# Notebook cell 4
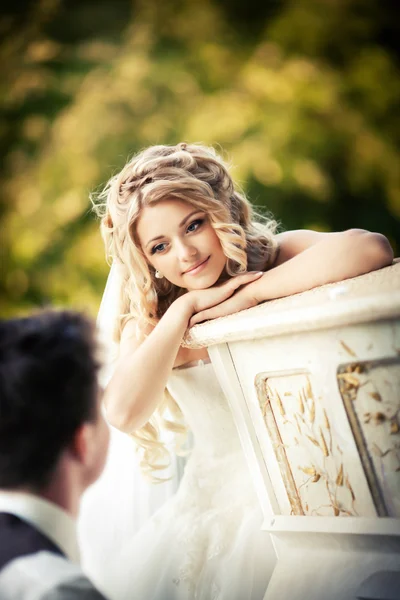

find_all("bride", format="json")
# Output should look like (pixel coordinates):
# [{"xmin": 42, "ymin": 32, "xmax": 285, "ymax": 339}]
[{"xmin": 79, "ymin": 142, "xmax": 393, "ymax": 600}]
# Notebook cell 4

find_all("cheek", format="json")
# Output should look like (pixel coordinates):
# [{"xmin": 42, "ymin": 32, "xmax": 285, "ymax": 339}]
[
  {"xmin": 205, "ymin": 227, "xmax": 222, "ymax": 251},
  {"xmin": 145, "ymin": 252, "xmax": 165, "ymax": 272},
  {"xmin": 150, "ymin": 256, "xmax": 173, "ymax": 274},
  {"xmin": 149, "ymin": 255, "xmax": 181, "ymax": 284},
  {"xmin": 146, "ymin": 256, "xmax": 157, "ymax": 270},
  {"xmin": 211, "ymin": 233, "xmax": 225, "ymax": 259}
]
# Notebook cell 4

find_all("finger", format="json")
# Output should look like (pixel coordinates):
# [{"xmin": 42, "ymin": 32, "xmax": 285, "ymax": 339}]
[
  {"xmin": 200, "ymin": 274, "xmax": 261, "ymax": 312},
  {"xmin": 194, "ymin": 272, "xmax": 263, "ymax": 314},
  {"xmin": 190, "ymin": 306, "xmax": 220, "ymax": 326},
  {"xmin": 190, "ymin": 310, "xmax": 213, "ymax": 327},
  {"xmin": 229, "ymin": 271, "xmax": 263, "ymax": 290},
  {"xmin": 189, "ymin": 314, "xmax": 203, "ymax": 327},
  {"xmin": 214, "ymin": 271, "xmax": 261, "ymax": 292},
  {"xmin": 190, "ymin": 296, "xmax": 240, "ymax": 326},
  {"xmin": 234, "ymin": 270, "xmax": 263, "ymax": 281}
]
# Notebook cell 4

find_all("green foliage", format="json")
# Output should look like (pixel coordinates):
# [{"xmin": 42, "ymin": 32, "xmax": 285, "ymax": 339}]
[{"xmin": 1, "ymin": 0, "xmax": 399, "ymax": 316}]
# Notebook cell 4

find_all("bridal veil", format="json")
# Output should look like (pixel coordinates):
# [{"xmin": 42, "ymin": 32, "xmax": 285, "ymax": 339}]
[{"xmin": 77, "ymin": 264, "xmax": 185, "ymax": 582}]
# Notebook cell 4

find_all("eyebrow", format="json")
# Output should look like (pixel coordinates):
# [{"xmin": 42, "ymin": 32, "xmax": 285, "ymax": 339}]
[{"xmin": 145, "ymin": 210, "xmax": 204, "ymax": 248}]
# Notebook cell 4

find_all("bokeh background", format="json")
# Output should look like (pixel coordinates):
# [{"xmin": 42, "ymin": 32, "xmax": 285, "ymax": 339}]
[{"xmin": 1, "ymin": 0, "xmax": 399, "ymax": 317}]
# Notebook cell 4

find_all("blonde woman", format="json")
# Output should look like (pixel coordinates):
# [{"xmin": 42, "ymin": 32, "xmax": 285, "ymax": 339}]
[{"xmin": 88, "ymin": 142, "xmax": 393, "ymax": 600}]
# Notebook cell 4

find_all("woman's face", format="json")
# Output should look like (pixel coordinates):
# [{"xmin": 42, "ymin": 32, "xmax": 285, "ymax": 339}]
[{"xmin": 136, "ymin": 199, "xmax": 227, "ymax": 291}]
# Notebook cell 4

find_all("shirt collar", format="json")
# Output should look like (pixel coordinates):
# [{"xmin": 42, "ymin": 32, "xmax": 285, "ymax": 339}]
[{"xmin": 0, "ymin": 491, "xmax": 80, "ymax": 563}]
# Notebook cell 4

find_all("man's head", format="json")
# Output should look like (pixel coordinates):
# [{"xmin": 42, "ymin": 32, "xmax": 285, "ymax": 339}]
[{"xmin": 0, "ymin": 310, "xmax": 109, "ymax": 498}]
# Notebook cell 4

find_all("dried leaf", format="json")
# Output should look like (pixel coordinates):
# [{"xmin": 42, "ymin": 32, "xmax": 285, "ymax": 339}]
[
  {"xmin": 294, "ymin": 414, "xmax": 302, "ymax": 435},
  {"xmin": 337, "ymin": 373, "xmax": 360, "ymax": 388},
  {"xmin": 390, "ymin": 421, "xmax": 399, "ymax": 435},
  {"xmin": 306, "ymin": 435, "xmax": 320, "ymax": 448},
  {"xmin": 309, "ymin": 398, "xmax": 315, "ymax": 424},
  {"xmin": 333, "ymin": 506, "xmax": 340, "ymax": 516},
  {"xmin": 319, "ymin": 427, "xmax": 329, "ymax": 456},
  {"xmin": 297, "ymin": 412, "xmax": 306, "ymax": 425},
  {"xmin": 299, "ymin": 466, "xmax": 316, "ymax": 476},
  {"xmin": 369, "ymin": 392, "xmax": 382, "ymax": 402},
  {"xmin": 298, "ymin": 391, "xmax": 305, "ymax": 415},
  {"xmin": 336, "ymin": 464, "xmax": 344, "ymax": 486},
  {"xmin": 312, "ymin": 474, "xmax": 321, "ymax": 483},
  {"xmin": 323, "ymin": 408, "xmax": 330, "ymax": 430},
  {"xmin": 275, "ymin": 389, "xmax": 286, "ymax": 416},
  {"xmin": 345, "ymin": 476, "xmax": 356, "ymax": 501},
  {"xmin": 340, "ymin": 341, "xmax": 357, "ymax": 357},
  {"xmin": 305, "ymin": 376, "xmax": 313, "ymax": 399}
]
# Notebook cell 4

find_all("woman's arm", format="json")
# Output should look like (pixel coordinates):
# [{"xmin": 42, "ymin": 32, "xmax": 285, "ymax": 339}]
[
  {"xmin": 273, "ymin": 228, "xmax": 393, "ymax": 269},
  {"xmin": 252, "ymin": 228, "xmax": 394, "ymax": 300},
  {"xmin": 104, "ymin": 299, "xmax": 191, "ymax": 433},
  {"xmin": 189, "ymin": 229, "xmax": 394, "ymax": 326},
  {"xmin": 104, "ymin": 272, "xmax": 263, "ymax": 433}
]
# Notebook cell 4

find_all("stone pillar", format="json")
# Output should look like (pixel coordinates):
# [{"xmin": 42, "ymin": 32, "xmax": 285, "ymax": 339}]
[{"xmin": 184, "ymin": 263, "xmax": 400, "ymax": 600}]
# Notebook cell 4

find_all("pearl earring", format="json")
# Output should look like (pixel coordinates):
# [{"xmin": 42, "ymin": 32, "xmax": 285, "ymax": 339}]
[{"xmin": 155, "ymin": 270, "xmax": 163, "ymax": 279}]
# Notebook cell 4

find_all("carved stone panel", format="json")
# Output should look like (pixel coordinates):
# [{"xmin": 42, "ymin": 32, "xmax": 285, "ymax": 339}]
[
  {"xmin": 338, "ymin": 358, "xmax": 400, "ymax": 517},
  {"xmin": 255, "ymin": 372, "xmax": 376, "ymax": 518}
]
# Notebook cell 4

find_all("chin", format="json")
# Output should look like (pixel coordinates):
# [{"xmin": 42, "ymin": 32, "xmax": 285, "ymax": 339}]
[{"xmin": 184, "ymin": 272, "xmax": 221, "ymax": 291}]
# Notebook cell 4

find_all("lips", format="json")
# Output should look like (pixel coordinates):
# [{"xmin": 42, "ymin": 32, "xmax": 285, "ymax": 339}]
[{"xmin": 183, "ymin": 256, "xmax": 210, "ymax": 275}]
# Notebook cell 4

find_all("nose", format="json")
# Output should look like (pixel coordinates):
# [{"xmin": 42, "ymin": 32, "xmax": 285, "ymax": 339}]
[{"xmin": 176, "ymin": 238, "xmax": 198, "ymax": 262}]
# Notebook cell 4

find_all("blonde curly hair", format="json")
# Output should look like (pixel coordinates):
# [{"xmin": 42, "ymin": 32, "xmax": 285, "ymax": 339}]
[{"xmin": 93, "ymin": 142, "xmax": 278, "ymax": 479}]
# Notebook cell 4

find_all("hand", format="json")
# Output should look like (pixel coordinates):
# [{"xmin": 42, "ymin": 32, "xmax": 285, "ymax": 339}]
[
  {"xmin": 188, "ymin": 272, "xmax": 263, "ymax": 327},
  {"xmin": 180, "ymin": 271, "xmax": 263, "ymax": 323}
]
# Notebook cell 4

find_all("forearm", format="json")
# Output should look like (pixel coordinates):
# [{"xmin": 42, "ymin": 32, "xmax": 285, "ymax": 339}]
[
  {"xmin": 104, "ymin": 298, "xmax": 191, "ymax": 433},
  {"xmin": 251, "ymin": 230, "xmax": 393, "ymax": 302}
]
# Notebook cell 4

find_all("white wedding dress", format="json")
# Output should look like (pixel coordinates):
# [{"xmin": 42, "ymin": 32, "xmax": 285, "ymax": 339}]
[{"xmin": 79, "ymin": 358, "xmax": 277, "ymax": 600}]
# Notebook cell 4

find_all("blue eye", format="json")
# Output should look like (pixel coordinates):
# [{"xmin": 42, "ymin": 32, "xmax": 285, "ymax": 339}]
[
  {"xmin": 151, "ymin": 242, "xmax": 167, "ymax": 254},
  {"xmin": 187, "ymin": 219, "xmax": 204, "ymax": 233}
]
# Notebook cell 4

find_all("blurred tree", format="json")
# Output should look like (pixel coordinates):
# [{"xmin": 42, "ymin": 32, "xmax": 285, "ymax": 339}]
[{"xmin": 0, "ymin": 0, "xmax": 399, "ymax": 316}]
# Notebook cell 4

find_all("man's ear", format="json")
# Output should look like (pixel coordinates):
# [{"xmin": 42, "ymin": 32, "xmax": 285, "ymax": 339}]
[{"xmin": 69, "ymin": 422, "xmax": 95, "ymax": 467}]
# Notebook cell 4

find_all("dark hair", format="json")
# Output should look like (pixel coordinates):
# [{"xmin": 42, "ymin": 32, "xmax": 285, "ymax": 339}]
[{"xmin": 0, "ymin": 309, "xmax": 101, "ymax": 490}]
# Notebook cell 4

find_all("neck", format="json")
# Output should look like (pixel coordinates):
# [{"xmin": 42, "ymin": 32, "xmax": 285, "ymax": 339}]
[
  {"xmin": 22, "ymin": 460, "xmax": 83, "ymax": 519},
  {"xmin": 40, "ymin": 476, "xmax": 80, "ymax": 519}
]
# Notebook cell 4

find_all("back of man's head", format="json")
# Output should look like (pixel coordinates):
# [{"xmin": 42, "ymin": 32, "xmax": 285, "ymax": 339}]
[{"xmin": 0, "ymin": 310, "xmax": 101, "ymax": 491}]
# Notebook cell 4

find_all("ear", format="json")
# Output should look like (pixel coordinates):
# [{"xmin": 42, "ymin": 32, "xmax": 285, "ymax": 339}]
[{"xmin": 70, "ymin": 422, "xmax": 96, "ymax": 467}]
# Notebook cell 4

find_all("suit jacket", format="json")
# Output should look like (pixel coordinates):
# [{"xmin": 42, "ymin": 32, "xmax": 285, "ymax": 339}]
[{"xmin": 0, "ymin": 512, "xmax": 108, "ymax": 600}]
